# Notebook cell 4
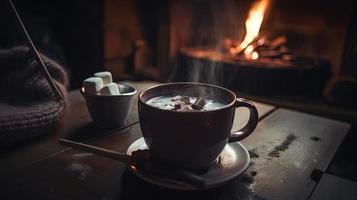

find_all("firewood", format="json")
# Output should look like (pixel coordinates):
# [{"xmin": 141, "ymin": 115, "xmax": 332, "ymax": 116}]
[
  {"xmin": 259, "ymin": 50, "xmax": 283, "ymax": 58},
  {"xmin": 269, "ymin": 36, "xmax": 287, "ymax": 50}
]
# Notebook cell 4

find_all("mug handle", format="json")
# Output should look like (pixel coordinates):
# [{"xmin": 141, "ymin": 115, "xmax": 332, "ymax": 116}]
[{"xmin": 228, "ymin": 98, "xmax": 259, "ymax": 143}]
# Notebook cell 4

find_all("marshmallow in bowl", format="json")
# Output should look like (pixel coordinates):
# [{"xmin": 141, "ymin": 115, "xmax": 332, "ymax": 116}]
[
  {"xmin": 94, "ymin": 71, "xmax": 113, "ymax": 85},
  {"xmin": 100, "ymin": 83, "xmax": 120, "ymax": 95},
  {"xmin": 83, "ymin": 77, "xmax": 103, "ymax": 95}
]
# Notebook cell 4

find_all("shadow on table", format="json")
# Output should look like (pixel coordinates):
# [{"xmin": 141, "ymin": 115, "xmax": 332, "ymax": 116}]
[
  {"xmin": 120, "ymin": 169, "xmax": 267, "ymax": 200},
  {"xmin": 63, "ymin": 121, "xmax": 138, "ymax": 143}
]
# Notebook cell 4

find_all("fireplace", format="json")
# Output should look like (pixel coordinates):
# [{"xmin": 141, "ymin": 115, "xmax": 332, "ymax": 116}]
[
  {"xmin": 105, "ymin": 0, "xmax": 356, "ymax": 110},
  {"xmin": 168, "ymin": 0, "xmax": 351, "ymax": 96}
]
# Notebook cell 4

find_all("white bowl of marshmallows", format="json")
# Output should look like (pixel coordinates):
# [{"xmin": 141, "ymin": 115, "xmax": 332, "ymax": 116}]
[{"xmin": 81, "ymin": 71, "xmax": 137, "ymax": 128}]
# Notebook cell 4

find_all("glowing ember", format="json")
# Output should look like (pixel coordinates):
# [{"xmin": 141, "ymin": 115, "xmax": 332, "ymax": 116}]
[
  {"xmin": 230, "ymin": 47, "xmax": 238, "ymax": 54},
  {"xmin": 231, "ymin": 0, "xmax": 269, "ymax": 58},
  {"xmin": 244, "ymin": 45, "xmax": 255, "ymax": 58},
  {"xmin": 244, "ymin": 46, "xmax": 259, "ymax": 60},
  {"xmin": 251, "ymin": 51, "xmax": 259, "ymax": 60}
]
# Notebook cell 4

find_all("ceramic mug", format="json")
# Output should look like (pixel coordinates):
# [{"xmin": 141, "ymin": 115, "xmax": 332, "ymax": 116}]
[
  {"xmin": 81, "ymin": 83, "xmax": 137, "ymax": 128},
  {"xmin": 138, "ymin": 82, "xmax": 258, "ymax": 171}
]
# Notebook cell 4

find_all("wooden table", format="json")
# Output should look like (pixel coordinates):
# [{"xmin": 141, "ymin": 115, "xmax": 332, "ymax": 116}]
[{"xmin": 0, "ymin": 81, "xmax": 352, "ymax": 200}]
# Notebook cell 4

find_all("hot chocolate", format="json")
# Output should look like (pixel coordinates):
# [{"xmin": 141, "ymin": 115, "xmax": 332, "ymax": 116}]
[{"xmin": 146, "ymin": 95, "xmax": 225, "ymax": 111}]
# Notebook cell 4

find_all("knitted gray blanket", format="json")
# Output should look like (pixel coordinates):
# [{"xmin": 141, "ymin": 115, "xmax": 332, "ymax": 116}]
[{"xmin": 0, "ymin": 46, "xmax": 68, "ymax": 147}]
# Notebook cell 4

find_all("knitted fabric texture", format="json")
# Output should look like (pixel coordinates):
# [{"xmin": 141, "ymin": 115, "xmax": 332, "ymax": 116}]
[{"xmin": 0, "ymin": 46, "xmax": 68, "ymax": 147}]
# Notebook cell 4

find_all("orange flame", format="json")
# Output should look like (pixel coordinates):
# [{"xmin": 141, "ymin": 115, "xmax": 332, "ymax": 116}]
[
  {"xmin": 243, "ymin": 45, "xmax": 259, "ymax": 60},
  {"xmin": 241, "ymin": 0, "xmax": 269, "ymax": 49},
  {"xmin": 230, "ymin": 0, "xmax": 269, "ymax": 56}
]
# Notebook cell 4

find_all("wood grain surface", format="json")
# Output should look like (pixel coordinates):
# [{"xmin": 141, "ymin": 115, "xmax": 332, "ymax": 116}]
[
  {"xmin": 240, "ymin": 109, "xmax": 350, "ymax": 200},
  {"xmin": 0, "ymin": 82, "xmax": 351, "ymax": 200},
  {"xmin": 310, "ymin": 174, "xmax": 357, "ymax": 200}
]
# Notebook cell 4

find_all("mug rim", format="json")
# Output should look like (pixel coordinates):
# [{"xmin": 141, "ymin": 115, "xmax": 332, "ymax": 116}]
[
  {"xmin": 139, "ymin": 82, "xmax": 237, "ymax": 113},
  {"xmin": 80, "ymin": 82, "xmax": 137, "ymax": 98}
]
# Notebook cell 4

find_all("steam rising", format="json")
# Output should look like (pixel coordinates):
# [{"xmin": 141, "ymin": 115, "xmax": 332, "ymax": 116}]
[{"xmin": 169, "ymin": 0, "xmax": 246, "ymax": 87}]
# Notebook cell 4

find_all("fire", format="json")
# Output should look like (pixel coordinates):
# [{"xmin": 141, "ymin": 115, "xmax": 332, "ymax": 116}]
[
  {"xmin": 251, "ymin": 51, "xmax": 259, "ymax": 60},
  {"xmin": 244, "ymin": 45, "xmax": 254, "ymax": 58},
  {"xmin": 231, "ymin": 0, "xmax": 269, "ymax": 58},
  {"xmin": 241, "ymin": 0, "xmax": 269, "ymax": 49},
  {"xmin": 243, "ymin": 45, "xmax": 259, "ymax": 60}
]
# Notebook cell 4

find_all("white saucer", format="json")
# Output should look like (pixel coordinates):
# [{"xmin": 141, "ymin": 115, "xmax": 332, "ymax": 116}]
[{"xmin": 126, "ymin": 137, "xmax": 250, "ymax": 190}]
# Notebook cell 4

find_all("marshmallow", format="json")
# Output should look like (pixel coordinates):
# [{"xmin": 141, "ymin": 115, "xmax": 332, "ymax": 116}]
[
  {"xmin": 174, "ymin": 101, "xmax": 183, "ymax": 110},
  {"xmin": 193, "ymin": 97, "xmax": 206, "ymax": 110},
  {"xmin": 181, "ymin": 105, "xmax": 193, "ymax": 111},
  {"xmin": 94, "ymin": 71, "xmax": 113, "ymax": 85},
  {"xmin": 171, "ymin": 95, "xmax": 181, "ymax": 102},
  {"xmin": 83, "ymin": 77, "xmax": 103, "ymax": 95},
  {"xmin": 100, "ymin": 83, "xmax": 120, "ymax": 95},
  {"xmin": 180, "ymin": 96, "xmax": 191, "ymax": 104}
]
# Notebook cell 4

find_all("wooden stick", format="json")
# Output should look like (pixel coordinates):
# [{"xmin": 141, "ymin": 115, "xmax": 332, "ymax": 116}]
[
  {"xmin": 59, "ymin": 139, "xmax": 206, "ymax": 189},
  {"xmin": 9, "ymin": 0, "xmax": 64, "ymax": 100},
  {"xmin": 59, "ymin": 139, "xmax": 132, "ymax": 165}
]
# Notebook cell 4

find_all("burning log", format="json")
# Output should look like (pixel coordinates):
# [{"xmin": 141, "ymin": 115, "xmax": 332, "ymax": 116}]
[
  {"xmin": 279, "ymin": 46, "xmax": 291, "ymax": 54},
  {"xmin": 259, "ymin": 48, "xmax": 291, "ymax": 59},
  {"xmin": 231, "ymin": 36, "xmax": 265, "ymax": 56},
  {"xmin": 256, "ymin": 36, "xmax": 269, "ymax": 47},
  {"xmin": 223, "ymin": 34, "xmax": 298, "ymax": 65},
  {"xmin": 282, "ymin": 54, "xmax": 294, "ymax": 62},
  {"xmin": 223, "ymin": 33, "xmax": 292, "ymax": 62},
  {"xmin": 269, "ymin": 36, "xmax": 287, "ymax": 50},
  {"xmin": 259, "ymin": 50, "xmax": 283, "ymax": 59}
]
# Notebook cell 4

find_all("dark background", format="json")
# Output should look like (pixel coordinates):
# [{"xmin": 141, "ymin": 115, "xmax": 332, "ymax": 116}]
[{"xmin": 0, "ymin": 0, "xmax": 104, "ymax": 89}]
